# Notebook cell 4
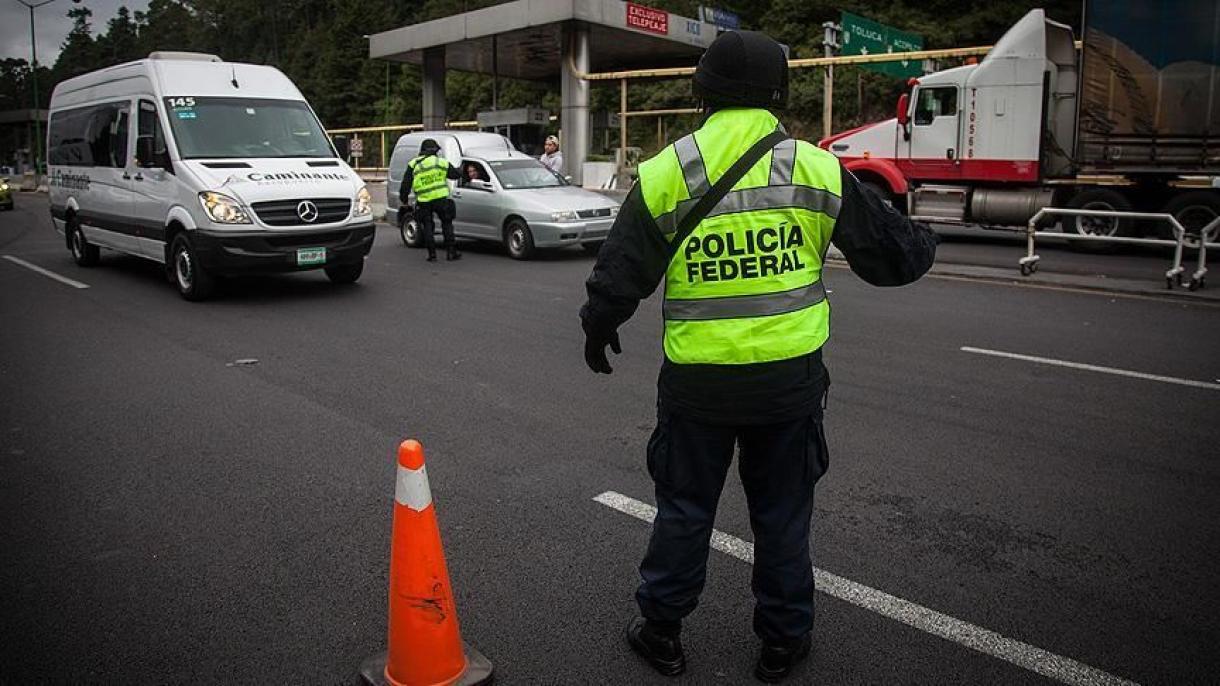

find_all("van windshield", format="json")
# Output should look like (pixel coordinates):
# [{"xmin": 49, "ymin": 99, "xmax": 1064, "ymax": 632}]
[{"xmin": 163, "ymin": 97, "xmax": 335, "ymax": 159}]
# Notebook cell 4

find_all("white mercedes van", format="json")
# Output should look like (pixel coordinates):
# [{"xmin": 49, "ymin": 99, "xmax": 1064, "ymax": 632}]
[{"xmin": 47, "ymin": 52, "xmax": 375, "ymax": 300}]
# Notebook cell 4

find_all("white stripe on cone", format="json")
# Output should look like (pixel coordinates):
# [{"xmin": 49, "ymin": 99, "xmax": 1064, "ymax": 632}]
[{"xmin": 395, "ymin": 464, "xmax": 433, "ymax": 511}]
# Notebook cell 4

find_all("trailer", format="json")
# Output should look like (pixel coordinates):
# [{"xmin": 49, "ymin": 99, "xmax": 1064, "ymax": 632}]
[{"xmin": 819, "ymin": 1, "xmax": 1220, "ymax": 241}]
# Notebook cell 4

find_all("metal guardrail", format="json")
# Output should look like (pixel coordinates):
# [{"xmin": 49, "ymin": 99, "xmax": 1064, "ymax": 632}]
[{"xmin": 1020, "ymin": 208, "xmax": 1219, "ymax": 291}]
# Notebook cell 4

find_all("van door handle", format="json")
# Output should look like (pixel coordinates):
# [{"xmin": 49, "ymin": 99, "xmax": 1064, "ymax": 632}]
[
  {"xmin": 133, "ymin": 173, "xmax": 144, "ymax": 181},
  {"xmin": 122, "ymin": 172, "xmax": 132, "ymax": 180}
]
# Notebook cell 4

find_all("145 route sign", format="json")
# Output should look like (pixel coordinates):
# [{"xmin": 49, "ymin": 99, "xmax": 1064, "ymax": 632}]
[{"xmin": 839, "ymin": 11, "xmax": 923, "ymax": 79}]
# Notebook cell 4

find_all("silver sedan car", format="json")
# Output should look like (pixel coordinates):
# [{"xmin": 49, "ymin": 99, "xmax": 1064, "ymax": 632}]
[{"xmin": 389, "ymin": 136, "xmax": 619, "ymax": 259}]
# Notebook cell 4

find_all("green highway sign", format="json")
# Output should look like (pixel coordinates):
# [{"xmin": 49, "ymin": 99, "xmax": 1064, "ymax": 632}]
[{"xmin": 839, "ymin": 11, "xmax": 924, "ymax": 79}]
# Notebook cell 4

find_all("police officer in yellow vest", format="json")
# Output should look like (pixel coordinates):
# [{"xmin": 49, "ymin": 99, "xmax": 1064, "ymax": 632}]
[
  {"xmin": 580, "ymin": 31, "xmax": 936, "ymax": 681},
  {"xmin": 399, "ymin": 139, "xmax": 462, "ymax": 261}
]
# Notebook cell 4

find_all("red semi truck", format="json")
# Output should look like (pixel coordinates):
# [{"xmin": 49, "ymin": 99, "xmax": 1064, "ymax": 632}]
[{"xmin": 819, "ymin": 3, "xmax": 1220, "ymax": 240}]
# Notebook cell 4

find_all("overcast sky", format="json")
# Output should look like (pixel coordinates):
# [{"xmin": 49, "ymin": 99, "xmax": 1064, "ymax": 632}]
[{"xmin": 2, "ymin": 0, "xmax": 149, "ymax": 64}]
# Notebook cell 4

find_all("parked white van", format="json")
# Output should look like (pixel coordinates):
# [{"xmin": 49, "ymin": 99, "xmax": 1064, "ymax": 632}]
[{"xmin": 47, "ymin": 52, "xmax": 375, "ymax": 300}]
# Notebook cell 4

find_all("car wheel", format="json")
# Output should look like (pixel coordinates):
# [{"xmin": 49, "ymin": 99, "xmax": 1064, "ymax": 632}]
[
  {"xmin": 1164, "ymin": 191, "xmax": 1220, "ymax": 247},
  {"xmin": 399, "ymin": 214, "xmax": 422, "ymax": 248},
  {"xmin": 581, "ymin": 241, "xmax": 604, "ymax": 255},
  {"xmin": 170, "ymin": 233, "xmax": 215, "ymax": 301},
  {"xmin": 505, "ymin": 218, "xmax": 535, "ymax": 260},
  {"xmin": 68, "ymin": 215, "xmax": 100, "ymax": 266},
  {"xmin": 325, "ymin": 260, "xmax": 364, "ymax": 284}
]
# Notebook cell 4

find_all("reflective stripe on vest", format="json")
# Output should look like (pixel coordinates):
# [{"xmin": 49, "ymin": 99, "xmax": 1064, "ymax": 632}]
[
  {"xmin": 636, "ymin": 109, "xmax": 841, "ymax": 365},
  {"xmin": 409, "ymin": 155, "xmax": 451, "ymax": 202}
]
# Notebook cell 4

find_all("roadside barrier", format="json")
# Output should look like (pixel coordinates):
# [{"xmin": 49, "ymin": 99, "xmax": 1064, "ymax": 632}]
[
  {"xmin": 359, "ymin": 440, "xmax": 494, "ymax": 686},
  {"xmin": 1019, "ymin": 209, "xmax": 1218, "ymax": 291}
]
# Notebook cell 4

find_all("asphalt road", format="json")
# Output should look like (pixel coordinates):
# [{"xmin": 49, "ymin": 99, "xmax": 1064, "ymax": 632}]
[{"xmin": 2, "ymin": 194, "xmax": 1218, "ymax": 685}]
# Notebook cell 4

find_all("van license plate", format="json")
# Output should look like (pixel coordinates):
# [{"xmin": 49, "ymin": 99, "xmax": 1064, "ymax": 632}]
[{"xmin": 296, "ymin": 248, "xmax": 326, "ymax": 266}]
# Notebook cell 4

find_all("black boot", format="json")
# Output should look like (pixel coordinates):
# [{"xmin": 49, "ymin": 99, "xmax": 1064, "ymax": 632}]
[
  {"xmin": 446, "ymin": 245, "xmax": 461, "ymax": 261},
  {"xmin": 626, "ymin": 617, "xmax": 685, "ymax": 677},
  {"xmin": 426, "ymin": 248, "xmax": 437, "ymax": 262},
  {"xmin": 754, "ymin": 634, "xmax": 811, "ymax": 683}
]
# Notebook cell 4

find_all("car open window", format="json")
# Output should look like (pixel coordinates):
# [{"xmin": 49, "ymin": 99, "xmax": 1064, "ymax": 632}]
[
  {"xmin": 461, "ymin": 160, "xmax": 491, "ymax": 187},
  {"xmin": 913, "ymin": 87, "xmax": 957, "ymax": 126}
]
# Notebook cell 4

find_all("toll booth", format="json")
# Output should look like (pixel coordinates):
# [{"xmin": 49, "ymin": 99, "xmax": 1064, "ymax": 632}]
[
  {"xmin": 368, "ymin": 0, "xmax": 717, "ymax": 185},
  {"xmin": 477, "ymin": 107, "xmax": 551, "ymax": 156}
]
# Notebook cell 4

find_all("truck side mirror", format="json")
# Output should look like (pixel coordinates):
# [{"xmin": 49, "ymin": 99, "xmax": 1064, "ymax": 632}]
[{"xmin": 896, "ymin": 93, "xmax": 911, "ymax": 141}]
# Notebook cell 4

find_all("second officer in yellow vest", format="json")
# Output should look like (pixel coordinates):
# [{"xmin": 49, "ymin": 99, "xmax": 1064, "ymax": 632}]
[
  {"xmin": 399, "ymin": 139, "xmax": 462, "ymax": 261},
  {"xmin": 580, "ymin": 30, "xmax": 937, "ymax": 682}
]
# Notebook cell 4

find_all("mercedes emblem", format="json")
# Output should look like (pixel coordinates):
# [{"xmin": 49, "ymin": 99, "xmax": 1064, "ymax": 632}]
[{"xmin": 296, "ymin": 200, "xmax": 319, "ymax": 223}]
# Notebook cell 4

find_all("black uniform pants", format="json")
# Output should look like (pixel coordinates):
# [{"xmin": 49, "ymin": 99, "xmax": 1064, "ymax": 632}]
[
  {"xmin": 636, "ymin": 409, "xmax": 829, "ymax": 643},
  {"xmin": 416, "ymin": 198, "xmax": 456, "ymax": 252}
]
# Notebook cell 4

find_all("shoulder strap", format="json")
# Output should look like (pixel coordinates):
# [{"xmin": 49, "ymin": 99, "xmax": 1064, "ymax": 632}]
[{"xmin": 667, "ymin": 129, "xmax": 789, "ymax": 258}]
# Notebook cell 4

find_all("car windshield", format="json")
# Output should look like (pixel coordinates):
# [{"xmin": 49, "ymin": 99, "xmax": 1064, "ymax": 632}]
[
  {"xmin": 163, "ymin": 97, "xmax": 335, "ymax": 159},
  {"xmin": 488, "ymin": 159, "xmax": 566, "ymax": 189}
]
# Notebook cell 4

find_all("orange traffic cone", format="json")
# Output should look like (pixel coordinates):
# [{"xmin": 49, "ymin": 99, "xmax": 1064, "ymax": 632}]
[{"xmin": 359, "ymin": 440, "xmax": 494, "ymax": 686}]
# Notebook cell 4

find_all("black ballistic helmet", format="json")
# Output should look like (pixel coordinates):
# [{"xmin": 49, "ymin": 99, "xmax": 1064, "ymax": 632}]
[
  {"xmin": 693, "ymin": 30, "xmax": 788, "ymax": 109},
  {"xmin": 419, "ymin": 138, "xmax": 441, "ymax": 155}
]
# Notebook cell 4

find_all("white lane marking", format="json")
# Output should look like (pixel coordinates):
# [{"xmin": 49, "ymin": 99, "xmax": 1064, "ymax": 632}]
[
  {"xmin": 2, "ymin": 255, "xmax": 90, "ymax": 289},
  {"xmin": 593, "ymin": 491, "xmax": 1139, "ymax": 686},
  {"xmin": 960, "ymin": 346, "xmax": 1220, "ymax": 391}
]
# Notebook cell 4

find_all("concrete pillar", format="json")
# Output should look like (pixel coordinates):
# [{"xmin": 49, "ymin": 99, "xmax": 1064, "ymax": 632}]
[
  {"xmin": 561, "ymin": 22, "xmax": 590, "ymax": 186},
  {"xmin": 422, "ymin": 46, "xmax": 447, "ymax": 130}
]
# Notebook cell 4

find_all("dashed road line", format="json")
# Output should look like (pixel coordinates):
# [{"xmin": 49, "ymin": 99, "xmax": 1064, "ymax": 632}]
[
  {"xmin": 2, "ymin": 255, "xmax": 90, "ymax": 289},
  {"xmin": 960, "ymin": 346, "xmax": 1220, "ymax": 391},
  {"xmin": 593, "ymin": 490, "xmax": 1140, "ymax": 686}
]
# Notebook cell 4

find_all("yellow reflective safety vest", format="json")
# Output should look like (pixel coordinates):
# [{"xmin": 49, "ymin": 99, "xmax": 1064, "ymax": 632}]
[
  {"xmin": 637, "ymin": 109, "xmax": 841, "ymax": 365},
  {"xmin": 408, "ymin": 155, "xmax": 452, "ymax": 203}
]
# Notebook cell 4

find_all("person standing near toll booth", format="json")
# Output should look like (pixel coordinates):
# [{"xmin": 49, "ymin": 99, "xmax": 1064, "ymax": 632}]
[
  {"xmin": 579, "ymin": 30, "xmax": 936, "ymax": 682},
  {"xmin": 400, "ymin": 139, "xmax": 462, "ymax": 261},
  {"xmin": 540, "ymin": 135, "xmax": 563, "ymax": 175}
]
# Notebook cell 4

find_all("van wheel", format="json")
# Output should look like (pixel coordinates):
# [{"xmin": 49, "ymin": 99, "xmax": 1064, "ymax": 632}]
[
  {"xmin": 1062, "ymin": 188, "xmax": 1132, "ymax": 251},
  {"xmin": 68, "ymin": 216, "xmax": 100, "ymax": 266},
  {"xmin": 171, "ymin": 233, "xmax": 215, "ymax": 301},
  {"xmin": 399, "ymin": 214, "xmax": 422, "ymax": 248},
  {"xmin": 505, "ymin": 218, "xmax": 535, "ymax": 260},
  {"xmin": 325, "ymin": 260, "xmax": 364, "ymax": 284},
  {"xmin": 1164, "ymin": 191, "xmax": 1220, "ymax": 247}
]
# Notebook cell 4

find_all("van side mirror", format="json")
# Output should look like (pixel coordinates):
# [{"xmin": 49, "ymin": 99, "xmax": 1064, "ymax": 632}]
[{"xmin": 136, "ymin": 136, "xmax": 171, "ymax": 169}]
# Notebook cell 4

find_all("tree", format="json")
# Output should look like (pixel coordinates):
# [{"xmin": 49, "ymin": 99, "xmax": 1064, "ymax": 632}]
[{"xmin": 53, "ymin": 6, "xmax": 99, "ymax": 83}]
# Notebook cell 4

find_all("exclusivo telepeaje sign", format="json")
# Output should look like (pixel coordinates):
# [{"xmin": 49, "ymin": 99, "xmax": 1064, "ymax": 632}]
[{"xmin": 626, "ymin": 2, "xmax": 668, "ymax": 35}]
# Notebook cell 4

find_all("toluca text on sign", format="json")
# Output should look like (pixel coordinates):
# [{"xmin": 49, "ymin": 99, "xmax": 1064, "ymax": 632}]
[{"xmin": 626, "ymin": 2, "xmax": 669, "ymax": 36}]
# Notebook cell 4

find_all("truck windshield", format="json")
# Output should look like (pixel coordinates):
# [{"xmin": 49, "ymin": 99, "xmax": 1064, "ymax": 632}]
[
  {"xmin": 163, "ymin": 97, "xmax": 335, "ymax": 159},
  {"xmin": 488, "ymin": 159, "xmax": 566, "ymax": 189}
]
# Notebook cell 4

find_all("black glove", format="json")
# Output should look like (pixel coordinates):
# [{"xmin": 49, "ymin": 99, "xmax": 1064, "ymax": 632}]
[{"xmin": 584, "ymin": 330, "xmax": 622, "ymax": 374}]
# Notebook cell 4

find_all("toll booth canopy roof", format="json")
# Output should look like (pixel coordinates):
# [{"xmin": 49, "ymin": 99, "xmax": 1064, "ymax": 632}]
[{"xmin": 368, "ymin": 0, "xmax": 717, "ymax": 80}]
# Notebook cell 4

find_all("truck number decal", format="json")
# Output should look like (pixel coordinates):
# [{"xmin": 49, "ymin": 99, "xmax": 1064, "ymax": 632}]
[
  {"xmin": 967, "ymin": 89, "xmax": 977, "ymax": 158},
  {"xmin": 167, "ymin": 97, "xmax": 196, "ymax": 108}
]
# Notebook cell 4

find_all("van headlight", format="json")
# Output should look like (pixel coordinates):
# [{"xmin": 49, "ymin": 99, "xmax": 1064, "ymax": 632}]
[
  {"xmin": 0, "ymin": 182, "xmax": 9, "ymax": 191},
  {"xmin": 198, "ymin": 191, "xmax": 251, "ymax": 224},
  {"xmin": 354, "ymin": 186, "xmax": 372, "ymax": 216},
  {"xmin": 551, "ymin": 210, "xmax": 579, "ymax": 222}
]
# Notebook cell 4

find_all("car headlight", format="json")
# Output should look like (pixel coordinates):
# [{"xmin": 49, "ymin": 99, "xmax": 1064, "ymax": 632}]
[
  {"xmin": 354, "ymin": 186, "xmax": 372, "ymax": 216},
  {"xmin": 198, "ymin": 191, "xmax": 251, "ymax": 224},
  {"xmin": 0, "ymin": 183, "xmax": 8, "ymax": 191},
  {"xmin": 608, "ymin": 206, "xmax": 619, "ymax": 217},
  {"xmin": 551, "ymin": 210, "xmax": 579, "ymax": 222}
]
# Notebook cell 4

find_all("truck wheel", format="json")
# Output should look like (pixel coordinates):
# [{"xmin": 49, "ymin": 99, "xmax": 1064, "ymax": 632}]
[
  {"xmin": 68, "ymin": 216, "xmax": 100, "ymax": 266},
  {"xmin": 862, "ymin": 181, "xmax": 904, "ymax": 214},
  {"xmin": 1164, "ymin": 191, "xmax": 1220, "ymax": 247},
  {"xmin": 505, "ymin": 218, "xmax": 535, "ymax": 260},
  {"xmin": 1062, "ymin": 188, "xmax": 1132, "ymax": 251},
  {"xmin": 171, "ymin": 233, "xmax": 216, "ymax": 301},
  {"xmin": 325, "ymin": 260, "xmax": 364, "ymax": 284}
]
